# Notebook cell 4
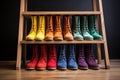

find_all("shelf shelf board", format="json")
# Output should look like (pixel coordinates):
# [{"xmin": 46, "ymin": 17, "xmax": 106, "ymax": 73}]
[
  {"xmin": 20, "ymin": 40, "xmax": 105, "ymax": 44},
  {"xmin": 22, "ymin": 11, "xmax": 101, "ymax": 16}
]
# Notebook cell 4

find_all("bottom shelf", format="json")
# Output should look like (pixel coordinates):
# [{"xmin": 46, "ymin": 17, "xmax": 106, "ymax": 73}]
[{"xmin": 20, "ymin": 40, "xmax": 105, "ymax": 44}]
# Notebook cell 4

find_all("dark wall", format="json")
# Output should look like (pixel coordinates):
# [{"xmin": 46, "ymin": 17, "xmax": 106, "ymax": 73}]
[{"xmin": 1, "ymin": 0, "xmax": 120, "ymax": 60}]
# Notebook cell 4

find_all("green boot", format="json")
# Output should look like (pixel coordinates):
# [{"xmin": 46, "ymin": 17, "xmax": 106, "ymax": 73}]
[
  {"xmin": 73, "ymin": 16, "xmax": 83, "ymax": 40},
  {"xmin": 88, "ymin": 16, "xmax": 102, "ymax": 40},
  {"xmin": 81, "ymin": 16, "xmax": 93, "ymax": 40}
]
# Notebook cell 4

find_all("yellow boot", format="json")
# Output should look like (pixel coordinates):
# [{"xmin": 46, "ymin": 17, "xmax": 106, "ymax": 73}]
[
  {"xmin": 35, "ymin": 16, "xmax": 45, "ymax": 40},
  {"xmin": 26, "ymin": 16, "xmax": 37, "ymax": 40}
]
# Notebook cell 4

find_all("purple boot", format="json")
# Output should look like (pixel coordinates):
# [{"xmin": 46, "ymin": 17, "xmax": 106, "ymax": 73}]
[
  {"xmin": 77, "ymin": 44, "xmax": 88, "ymax": 70},
  {"xmin": 84, "ymin": 44, "xmax": 99, "ymax": 70}
]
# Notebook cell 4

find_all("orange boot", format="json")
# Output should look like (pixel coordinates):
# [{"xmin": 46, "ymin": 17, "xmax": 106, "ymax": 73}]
[
  {"xmin": 63, "ymin": 16, "xmax": 73, "ymax": 41},
  {"xmin": 45, "ymin": 16, "xmax": 54, "ymax": 41},
  {"xmin": 54, "ymin": 16, "xmax": 63, "ymax": 41},
  {"xmin": 36, "ymin": 44, "xmax": 47, "ymax": 70}
]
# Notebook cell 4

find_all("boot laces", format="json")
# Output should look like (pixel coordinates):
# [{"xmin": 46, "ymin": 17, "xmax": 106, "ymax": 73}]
[
  {"xmin": 64, "ymin": 25, "xmax": 72, "ymax": 33},
  {"xmin": 37, "ymin": 24, "xmax": 44, "ymax": 33},
  {"xmin": 29, "ymin": 25, "xmax": 36, "ymax": 33},
  {"xmin": 55, "ymin": 25, "xmax": 61, "ymax": 32}
]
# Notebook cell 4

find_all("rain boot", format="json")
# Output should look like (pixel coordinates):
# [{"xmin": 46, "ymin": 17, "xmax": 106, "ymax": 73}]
[
  {"xmin": 36, "ymin": 44, "xmax": 47, "ymax": 70},
  {"xmin": 77, "ymin": 44, "xmax": 88, "ymax": 70},
  {"xmin": 47, "ymin": 45, "xmax": 57, "ymax": 70},
  {"xmin": 57, "ymin": 44, "xmax": 67, "ymax": 70},
  {"xmin": 68, "ymin": 44, "xmax": 78, "ymax": 70},
  {"xmin": 45, "ymin": 16, "xmax": 54, "ymax": 41},
  {"xmin": 88, "ymin": 15, "xmax": 102, "ymax": 40},
  {"xmin": 84, "ymin": 44, "xmax": 99, "ymax": 70},
  {"xmin": 35, "ymin": 16, "xmax": 45, "ymax": 40},
  {"xmin": 73, "ymin": 16, "xmax": 83, "ymax": 40},
  {"xmin": 26, "ymin": 45, "xmax": 38, "ymax": 70},
  {"xmin": 81, "ymin": 16, "xmax": 93, "ymax": 40},
  {"xmin": 26, "ymin": 16, "xmax": 37, "ymax": 40},
  {"xmin": 54, "ymin": 16, "xmax": 63, "ymax": 41},
  {"xmin": 63, "ymin": 16, "xmax": 74, "ymax": 41}
]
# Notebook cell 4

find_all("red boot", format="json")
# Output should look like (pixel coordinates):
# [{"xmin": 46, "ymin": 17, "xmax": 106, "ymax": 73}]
[
  {"xmin": 26, "ymin": 45, "xmax": 38, "ymax": 70},
  {"xmin": 47, "ymin": 45, "xmax": 57, "ymax": 70},
  {"xmin": 36, "ymin": 45, "xmax": 47, "ymax": 70}
]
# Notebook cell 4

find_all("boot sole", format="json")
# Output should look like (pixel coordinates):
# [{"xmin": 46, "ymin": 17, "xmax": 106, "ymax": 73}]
[
  {"xmin": 57, "ymin": 67, "xmax": 67, "ymax": 70},
  {"xmin": 84, "ymin": 38, "xmax": 93, "ymax": 40},
  {"xmin": 78, "ymin": 67, "xmax": 88, "ymax": 70},
  {"xmin": 64, "ymin": 38, "xmax": 74, "ymax": 41},
  {"xmin": 54, "ymin": 38, "xmax": 63, "ymax": 41},
  {"xmin": 74, "ymin": 37, "xmax": 83, "ymax": 41},
  {"xmin": 88, "ymin": 67, "xmax": 100, "ymax": 70},
  {"xmin": 36, "ymin": 68, "xmax": 46, "ymax": 70},
  {"xmin": 68, "ymin": 67, "xmax": 78, "ymax": 70},
  {"xmin": 44, "ymin": 38, "xmax": 53, "ymax": 41},
  {"xmin": 47, "ymin": 67, "xmax": 56, "ymax": 70}
]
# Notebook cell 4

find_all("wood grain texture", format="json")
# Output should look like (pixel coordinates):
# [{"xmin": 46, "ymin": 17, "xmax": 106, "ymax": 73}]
[{"xmin": 0, "ymin": 60, "xmax": 120, "ymax": 80}]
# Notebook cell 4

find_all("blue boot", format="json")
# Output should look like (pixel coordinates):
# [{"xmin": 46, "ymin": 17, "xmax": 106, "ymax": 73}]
[
  {"xmin": 57, "ymin": 44, "xmax": 67, "ymax": 70},
  {"xmin": 68, "ymin": 44, "xmax": 78, "ymax": 70}
]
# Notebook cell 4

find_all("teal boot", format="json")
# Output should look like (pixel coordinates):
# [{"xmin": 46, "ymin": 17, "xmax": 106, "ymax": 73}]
[
  {"xmin": 81, "ymin": 16, "xmax": 93, "ymax": 40},
  {"xmin": 73, "ymin": 16, "xmax": 83, "ymax": 40},
  {"xmin": 88, "ymin": 16, "xmax": 102, "ymax": 40}
]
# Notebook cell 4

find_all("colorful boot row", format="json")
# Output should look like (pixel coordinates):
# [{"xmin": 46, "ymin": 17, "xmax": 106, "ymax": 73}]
[
  {"xmin": 73, "ymin": 16, "xmax": 102, "ymax": 40},
  {"xmin": 26, "ymin": 44, "xmax": 57, "ymax": 70},
  {"xmin": 26, "ymin": 44, "xmax": 99, "ymax": 70},
  {"xmin": 26, "ymin": 15, "xmax": 102, "ymax": 41},
  {"xmin": 57, "ymin": 44, "xmax": 99, "ymax": 70}
]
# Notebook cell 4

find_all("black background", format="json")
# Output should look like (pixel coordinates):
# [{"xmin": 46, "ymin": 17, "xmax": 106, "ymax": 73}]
[{"xmin": 1, "ymin": 0, "xmax": 120, "ymax": 61}]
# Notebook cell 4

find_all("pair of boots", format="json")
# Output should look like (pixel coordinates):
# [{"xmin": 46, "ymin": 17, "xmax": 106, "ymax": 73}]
[
  {"xmin": 45, "ymin": 16, "xmax": 63, "ymax": 41},
  {"xmin": 26, "ymin": 16, "xmax": 45, "ymax": 41},
  {"xmin": 77, "ymin": 44, "xmax": 99, "ymax": 70},
  {"xmin": 73, "ymin": 16, "xmax": 102, "ymax": 40},
  {"xmin": 57, "ymin": 44, "xmax": 78, "ymax": 70},
  {"xmin": 45, "ymin": 16, "xmax": 73, "ymax": 41},
  {"xmin": 26, "ymin": 44, "xmax": 57, "ymax": 70}
]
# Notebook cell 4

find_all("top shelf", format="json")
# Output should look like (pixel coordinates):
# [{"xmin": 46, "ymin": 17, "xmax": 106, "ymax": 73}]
[{"xmin": 22, "ymin": 11, "xmax": 101, "ymax": 16}]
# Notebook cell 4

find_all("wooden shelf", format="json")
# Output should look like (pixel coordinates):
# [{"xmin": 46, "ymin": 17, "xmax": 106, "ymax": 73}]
[
  {"xmin": 22, "ymin": 11, "xmax": 101, "ymax": 16},
  {"xmin": 20, "ymin": 40, "xmax": 105, "ymax": 44}
]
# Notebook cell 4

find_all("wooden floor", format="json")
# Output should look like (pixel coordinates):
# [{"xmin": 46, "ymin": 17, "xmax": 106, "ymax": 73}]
[{"xmin": 0, "ymin": 60, "xmax": 120, "ymax": 80}]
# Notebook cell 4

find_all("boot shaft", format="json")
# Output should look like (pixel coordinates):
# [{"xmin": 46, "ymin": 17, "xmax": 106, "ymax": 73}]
[
  {"xmin": 84, "ymin": 44, "xmax": 94, "ymax": 58},
  {"xmin": 69, "ymin": 44, "xmax": 76, "ymax": 59},
  {"xmin": 63, "ymin": 16, "xmax": 72, "ymax": 34},
  {"xmin": 45, "ymin": 16, "xmax": 54, "ymax": 40},
  {"xmin": 77, "ymin": 44, "xmax": 85, "ymax": 57},
  {"xmin": 29, "ymin": 16, "xmax": 37, "ymax": 33},
  {"xmin": 88, "ymin": 15, "xmax": 96, "ymax": 33},
  {"xmin": 81, "ymin": 16, "xmax": 89, "ymax": 32},
  {"xmin": 73, "ymin": 16, "xmax": 81, "ymax": 32},
  {"xmin": 32, "ymin": 44, "xmax": 38, "ymax": 58},
  {"xmin": 54, "ymin": 16, "xmax": 63, "ymax": 40},
  {"xmin": 59, "ymin": 45, "xmax": 66, "ymax": 59},
  {"xmin": 40, "ymin": 44, "xmax": 47, "ymax": 58},
  {"xmin": 48, "ymin": 45, "xmax": 57, "ymax": 57},
  {"xmin": 38, "ymin": 16, "xmax": 45, "ymax": 32},
  {"xmin": 46, "ymin": 16, "xmax": 53, "ymax": 32},
  {"xmin": 63, "ymin": 16, "xmax": 73, "ymax": 40}
]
